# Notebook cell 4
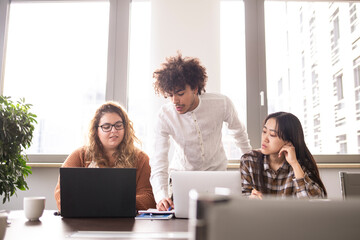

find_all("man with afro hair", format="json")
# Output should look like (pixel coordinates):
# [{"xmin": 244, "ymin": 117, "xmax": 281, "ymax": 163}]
[{"xmin": 151, "ymin": 52, "xmax": 252, "ymax": 211}]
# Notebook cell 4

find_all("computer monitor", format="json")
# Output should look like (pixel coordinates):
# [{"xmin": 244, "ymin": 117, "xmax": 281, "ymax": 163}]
[{"xmin": 189, "ymin": 193, "xmax": 360, "ymax": 240}]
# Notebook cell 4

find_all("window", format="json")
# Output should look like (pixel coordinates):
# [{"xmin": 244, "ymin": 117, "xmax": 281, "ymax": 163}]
[
  {"xmin": 353, "ymin": 58, "xmax": 360, "ymax": 87},
  {"xmin": 278, "ymin": 78, "xmax": 283, "ymax": 96},
  {"xmin": 127, "ymin": 0, "xmax": 246, "ymax": 159},
  {"xmin": 265, "ymin": 1, "xmax": 360, "ymax": 155},
  {"xmin": 3, "ymin": 1, "xmax": 110, "ymax": 154},
  {"xmin": 127, "ymin": 0, "xmax": 152, "ymax": 153},
  {"xmin": 312, "ymin": 68, "xmax": 319, "ymax": 107},
  {"xmin": 1, "ymin": 0, "xmax": 359, "ymax": 164},
  {"xmin": 333, "ymin": 15, "xmax": 340, "ymax": 47},
  {"xmin": 336, "ymin": 134, "xmax": 347, "ymax": 154},
  {"xmin": 0, "ymin": 0, "xmax": 130, "ymax": 159},
  {"xmin": 350, "ymin": 3, "xmax": 358, "ymax": 33},
  {"xmin": 335, "ymin": 74, "xmax": 344, "ymax": 101},
  {"xmin": 331, "ymin": 9, "xmax": 340, "ymax": 65},
  {"xmin": 220, "ymin": 0, "xmax": 246, "ymax": 159}
]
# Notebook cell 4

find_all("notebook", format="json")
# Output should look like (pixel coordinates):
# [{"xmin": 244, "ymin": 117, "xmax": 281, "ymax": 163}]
[
  {"xmin": 171, "ymin": 171, "xmax": 241, "ymax": 218},
  {"xmin": 60, "ymin": 167, "xmax": 136, "ymax": 218}
]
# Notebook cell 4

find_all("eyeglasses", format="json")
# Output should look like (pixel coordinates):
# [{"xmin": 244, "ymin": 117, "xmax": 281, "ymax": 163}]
[{"xmin": 98, "ymin": 121, "xmax": 124, "ymax": 132}]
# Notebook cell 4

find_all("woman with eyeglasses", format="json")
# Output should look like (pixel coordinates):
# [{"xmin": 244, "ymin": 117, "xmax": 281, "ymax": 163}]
[
  {"xmin": 54, "ymin": 101, "xmax": 156, "ymax": 210},
  {"xmin": 240, "ymin": 112, "xmax": 327, "ymax": 199}
]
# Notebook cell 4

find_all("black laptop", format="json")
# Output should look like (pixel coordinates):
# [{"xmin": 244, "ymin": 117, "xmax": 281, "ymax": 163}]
[{"xmin": 60, "ymin": 168, "xmax": 136, "ymax": 218}]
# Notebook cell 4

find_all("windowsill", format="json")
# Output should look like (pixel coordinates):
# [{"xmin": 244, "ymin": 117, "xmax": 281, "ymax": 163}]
[
  {"xmin": 27, "ymin": 163, "xmax": 62, "ymax": 168},
  {"xmin": 27, "ymin": 154, "xmax": 68, "ymax": 163},
  {"xmin": 26, "ymin": 154, "xmax": 360, "ymax": 168},
  {"xmin": 27, "ymin": 162, "xmax": 360, "ymax": 169},
  {"xmin": 227, "ymin": 162, "xmax": 360, "ymax": 169}
]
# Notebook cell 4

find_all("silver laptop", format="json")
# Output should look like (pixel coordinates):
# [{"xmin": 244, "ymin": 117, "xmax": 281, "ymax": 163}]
[{"xmin": 171, "ymin": 171, "xmax": 241, "ymax": 218}]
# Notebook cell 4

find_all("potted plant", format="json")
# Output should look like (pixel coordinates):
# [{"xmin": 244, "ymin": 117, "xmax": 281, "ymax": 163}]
[{"xmin": 0, "ymin": 96, "xmax": 37, "ymax": 204}]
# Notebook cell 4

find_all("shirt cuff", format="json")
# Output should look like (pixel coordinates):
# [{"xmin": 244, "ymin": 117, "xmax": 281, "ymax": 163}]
[
  {"xmin": 292, "ymin": 175, "xmax": 306, "ymax": 193},
  {"xmin": 154, "ymin": 190, "xmax": 169, "ymax": 204}
]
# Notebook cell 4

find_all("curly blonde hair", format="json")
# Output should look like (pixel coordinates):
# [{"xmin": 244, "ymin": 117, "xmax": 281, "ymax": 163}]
[{"xmin": 86, "ymin": 101, "xmax": 140, "ymax": 168}]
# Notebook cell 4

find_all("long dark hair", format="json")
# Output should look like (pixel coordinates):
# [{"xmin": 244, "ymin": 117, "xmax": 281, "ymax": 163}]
[{"xmin": 257, "ymin": 112, "xmax": 327, "ymax": 196}]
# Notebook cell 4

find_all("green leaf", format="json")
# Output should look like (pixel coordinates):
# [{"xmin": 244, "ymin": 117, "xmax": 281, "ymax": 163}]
[{"xmin": 0, "ymin": 95, "xmax": 36, "ymax": 203}]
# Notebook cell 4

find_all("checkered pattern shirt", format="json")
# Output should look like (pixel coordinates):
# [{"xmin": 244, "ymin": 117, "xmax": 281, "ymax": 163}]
[{"xmin": 240, "ymin": 150, "xmax": 325, "ymax": 199}]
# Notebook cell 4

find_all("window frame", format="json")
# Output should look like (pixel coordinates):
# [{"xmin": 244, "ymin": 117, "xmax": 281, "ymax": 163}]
[
  {"xmin": 0, "ymin": 0, "xmax": 130, "ymax": 163},
  {"xmin": 0, "ymin": 0, "xmax": 359, "ymax": 164},
  {"xmin": 246, "ymin": 0, "xmax": 359, "ymax": 164}
]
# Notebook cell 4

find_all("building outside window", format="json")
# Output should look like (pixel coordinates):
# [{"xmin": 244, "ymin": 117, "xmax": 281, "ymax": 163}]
[{"xmin": 265, "ymin": 1, "xmax": 360, "ymax": 154}]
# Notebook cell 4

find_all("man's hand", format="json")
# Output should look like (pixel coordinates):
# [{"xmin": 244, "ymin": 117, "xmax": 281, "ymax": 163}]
[{"xmin": 156, "ymin": 198, "xmax": 174, "ymax": 211}]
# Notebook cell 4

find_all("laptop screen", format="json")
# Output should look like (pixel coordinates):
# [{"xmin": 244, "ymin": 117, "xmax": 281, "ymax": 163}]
[{"xmin": 60, "ymin": 167, "xmax": 136, "ymax": 218}]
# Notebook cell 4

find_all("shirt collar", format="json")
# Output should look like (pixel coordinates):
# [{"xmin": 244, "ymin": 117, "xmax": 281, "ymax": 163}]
[{"xmin": 186, "ymin": 94, "xmax": 202, "ymax": 114}]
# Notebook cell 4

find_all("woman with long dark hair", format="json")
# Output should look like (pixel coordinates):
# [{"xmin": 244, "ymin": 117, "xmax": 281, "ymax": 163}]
[{"xmin": 240, "ymin": 112, "xmax": 327, "ymax": 199}]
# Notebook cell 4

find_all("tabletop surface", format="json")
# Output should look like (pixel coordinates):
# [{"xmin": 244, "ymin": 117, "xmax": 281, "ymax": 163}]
[{"xmin": 4, "ymin": 210, "xmax": 190, "ymax": 240}]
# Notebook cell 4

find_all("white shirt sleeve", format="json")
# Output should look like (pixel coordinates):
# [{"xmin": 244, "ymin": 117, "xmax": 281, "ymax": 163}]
[
  {"xmin": 150, "ymin": 109, "xmax": 171, "ymax": 203},
  {"xmin": 223, "ymin": 95, "xmax": 252, "ymax": 154}
]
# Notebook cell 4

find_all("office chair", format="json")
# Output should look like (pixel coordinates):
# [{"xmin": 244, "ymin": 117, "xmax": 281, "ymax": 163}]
[{"xmin": 339, "ymin": 171, "xmax": 360, "ymax": 199}]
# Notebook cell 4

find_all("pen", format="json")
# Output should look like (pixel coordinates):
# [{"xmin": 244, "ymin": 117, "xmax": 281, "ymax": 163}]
[{"xmin": 167, "ymin": 206, "xmax": 172, "ymax": 211}]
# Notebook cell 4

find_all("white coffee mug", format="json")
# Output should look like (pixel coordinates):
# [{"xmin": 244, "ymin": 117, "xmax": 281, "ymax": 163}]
[{"xmin": 23, "ymin": 197, "xmax": 46, "ymax": 221}]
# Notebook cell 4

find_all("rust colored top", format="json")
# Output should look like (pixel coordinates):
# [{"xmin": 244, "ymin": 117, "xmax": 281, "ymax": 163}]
[{"xmin": 54, "ymin": 147, "xmax": 156, "ymax": 211}]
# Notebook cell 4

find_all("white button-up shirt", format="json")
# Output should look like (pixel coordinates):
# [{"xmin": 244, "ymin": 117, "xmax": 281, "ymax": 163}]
[{"xmin": 150, "ymin": 93, "xmax": 252, "ymax": 203}]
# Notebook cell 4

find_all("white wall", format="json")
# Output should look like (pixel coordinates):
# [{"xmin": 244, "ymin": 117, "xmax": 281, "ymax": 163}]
[
  {"xmin": 150, "ymin": 0, "xmax": 220, "ymax": 93},
  {"xmin": 319, "ymin": 168, "xmax": 360, "ymax": 199},
  {"xmin": 1, "ymin": 167, "xmax": 59, "ymax": 211}
]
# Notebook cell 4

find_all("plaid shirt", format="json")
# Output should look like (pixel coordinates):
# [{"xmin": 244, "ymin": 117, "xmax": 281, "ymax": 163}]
[{"xmin": 240, "ymin": 150, "xmax": 325, "ymax": 199}]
